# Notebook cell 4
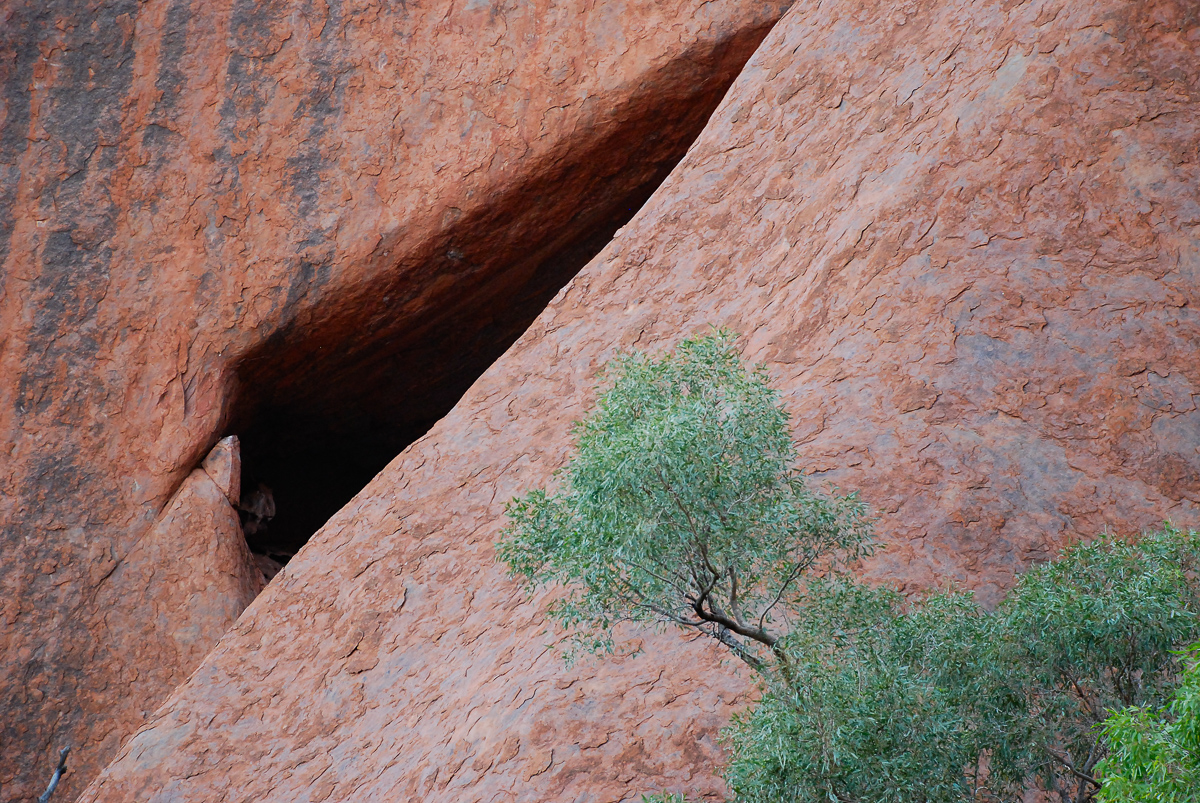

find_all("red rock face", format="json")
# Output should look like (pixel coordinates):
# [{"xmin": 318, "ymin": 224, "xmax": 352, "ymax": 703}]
[
  {"xmin": 0, "ymin": 0, "xmax": 787, "ymax": 798},
  {"xmin": 77, "ymin": 0, "xmax": 1200, "ymax": 800}
]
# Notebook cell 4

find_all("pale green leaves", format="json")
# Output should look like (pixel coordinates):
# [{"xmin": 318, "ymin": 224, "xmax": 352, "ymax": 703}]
[
  {"xmin": 723, "ymin": 527, "xmax": 1200, "ymax": 803},
  {"xmin": 497, "ymin": 329, "xmax": 871, "ymax": 667}
]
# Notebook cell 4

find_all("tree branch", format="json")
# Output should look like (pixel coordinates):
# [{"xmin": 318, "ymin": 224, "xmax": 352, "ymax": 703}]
[
  {"xmin": 727, "ymin": 564, "xmax": 746, "ymax": 626},
  {"xmin": 757, "ymin": 561, "xmax": 806, "ymax": 632},
  {"xmin": 1059, "ymin": 667, "xmax": 1105, "ymax": 723},
  {"xmin": 710, "ymin": 625, "xmax": 767, "ymax": 671},
  {"xmin": 1045, "ymin": 745, "xmax": 1100, "ymax": 790},
  {"xmin": 622, "ymin": 556, "xmax": 693, "ymax": 602},
  {"xmin": 38, "ymin": 747, "xmax": 70, "ymax": 803},
  {"xmin": 692, "ymin": 594, "xmax": 776, "ymax": 648}
]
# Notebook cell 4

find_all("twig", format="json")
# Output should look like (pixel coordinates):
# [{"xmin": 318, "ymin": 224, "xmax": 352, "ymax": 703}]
[
  {"xmin": 38, "ymin": 746, "xmax": 70, "ymax": 803},
  {"xmin": 1045, "ymin": 745, "xmax": 1100, "ymax": 788}
]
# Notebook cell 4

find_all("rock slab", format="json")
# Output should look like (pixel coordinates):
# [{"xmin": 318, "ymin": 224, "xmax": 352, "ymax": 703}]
[
  {"xmin": 81, "ymin": 0, "xmax": 1200, "ymax": 800},
  {"xmin": 0, "ymin": 0, "xmax": 787, "ymax": 797}
]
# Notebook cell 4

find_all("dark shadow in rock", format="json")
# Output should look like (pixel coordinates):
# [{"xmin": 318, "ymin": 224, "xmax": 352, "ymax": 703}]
[{"xmin": 227, "ymin": 25, "xmax": 776, "ymax": 560}]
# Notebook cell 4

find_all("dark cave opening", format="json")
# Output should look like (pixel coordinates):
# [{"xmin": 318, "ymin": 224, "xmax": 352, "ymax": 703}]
[
  {"xmin": 231, "ymin": 199, "xmax": 646, "ymax": 563},
  {"xmin": 224, "ymin": 27, "xmax": 776, "ymax": 566}
]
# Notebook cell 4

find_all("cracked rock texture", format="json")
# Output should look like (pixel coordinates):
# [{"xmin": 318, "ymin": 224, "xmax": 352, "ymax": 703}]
[
  {"xmin": 80, "ymin": 0, "xmax": 1200, "ymax": 800},
  {"xmin": 0, "ymin": 0, "xmax": 787, "ymax": 798}
]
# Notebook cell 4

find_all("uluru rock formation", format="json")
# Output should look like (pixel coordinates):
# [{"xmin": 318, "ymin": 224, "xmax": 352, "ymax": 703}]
[
  {"xmin": 3, "ymin": 0, "xmax": 1198, "ymax": 799},
  {"xmin": 0, "ymin": 0, "xmax": 789, "ymax": 798},
  {"xmin": 60, "ymin": 0, "xmax": 1200, "ymax": 800}
]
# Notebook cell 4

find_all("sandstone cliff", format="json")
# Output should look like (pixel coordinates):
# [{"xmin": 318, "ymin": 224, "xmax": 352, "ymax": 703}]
[
  {"xmin": 0, "ymin": 0, "xmax": 787, "ymax": 798},
  {"xmin": 77, "ymin": 0, "xmax": 1200, "ymax": 800}
]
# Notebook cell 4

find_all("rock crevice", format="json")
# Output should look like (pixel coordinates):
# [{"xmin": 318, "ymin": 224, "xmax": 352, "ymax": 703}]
[{"xmin": 0, "ymin": 0, "xmax": 789, "ymax": 797}]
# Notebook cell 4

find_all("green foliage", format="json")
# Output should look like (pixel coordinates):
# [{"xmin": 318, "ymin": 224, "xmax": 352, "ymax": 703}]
[
  {"xmin": 1097, "ymin": 645, "xmax": 1200, "ymax": 802},
  {"xmin": 723, "ymin": 581, "xmax": 1026, "ymax": 803},
  {"xmin": 495, "ymin": 329, "xmax": 1200, "ymax": 803},
  {"xmin": 498, "ymin": 330, "xmax": 871, "ymax": 667},
  {"xmin": 723, "ymin": 528, "xmax": 1200, "ymax": 803},
  {"xmin": 998, "ymin": 527, "xmax": 1200, "ymax": 801}
]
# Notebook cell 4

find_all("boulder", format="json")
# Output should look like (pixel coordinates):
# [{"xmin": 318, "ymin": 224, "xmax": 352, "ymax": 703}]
[
  {"xmin": 201, "ymin": 435, "xmax": 241, "ymax": 506},
  {"xmin": 0, "ymin": 0, "xmax": 787, "ymax": 797},
  {"xmin": 80, "ymin": 0, "xmax": 1200, "ymax": 800}
]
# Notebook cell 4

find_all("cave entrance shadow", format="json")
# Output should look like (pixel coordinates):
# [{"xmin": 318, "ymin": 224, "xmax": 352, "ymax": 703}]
[{"xmin": 225, "ymin": 26, "xmax": 775, "ymax": 563}]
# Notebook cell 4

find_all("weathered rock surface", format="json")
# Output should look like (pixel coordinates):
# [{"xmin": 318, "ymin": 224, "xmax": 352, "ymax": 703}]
[
  {"xmin": 0, "ymin": 0, "xmax": 787, "ymax": 798},
  {"xmin": 201, "ymin": 435, "xmax": 241, "ymax": 505},
  {"xmin": 91, "ymin": 461, "xmax": 266, "ymax": 718},
  {"xmin": 80, "ymin": 0, "xmax": 1200, "ymax": 800}
]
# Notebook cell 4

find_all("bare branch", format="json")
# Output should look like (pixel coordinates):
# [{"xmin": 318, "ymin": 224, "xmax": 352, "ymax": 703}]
[
  {"xmin": 611, "ymin": 572, "xmax": 700, "ymax": 628},
  {"xmin": 1045, "ymin": 745, "xmax": 1100, "ymax": 790},
  {"xmin": 622, "ymin": 556, "xmax": 693, "ymax": 601},
  {"xmin": 38, "ymin": 747, "xmax": 70, "ymax": 803},
  {"xmin": 757, "ymin": 561, "xmax": 807, "ymax": 632},
  {"xmin": 728, "ymin": 564, "xmax": 746, "ymax": 626}
]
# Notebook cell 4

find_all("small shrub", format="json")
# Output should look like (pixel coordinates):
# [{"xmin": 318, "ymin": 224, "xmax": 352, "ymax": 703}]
[
  {"xmin": 723, "ymin": 581, "xmax": 1026, "ymax": 803},
  {"xmin": 998, "ymin": 526, "xmax": 1200, "ymax": 801},
  {"xmin": 724, "ymin": 527, "xmax": 1200, "ymax": 803}
]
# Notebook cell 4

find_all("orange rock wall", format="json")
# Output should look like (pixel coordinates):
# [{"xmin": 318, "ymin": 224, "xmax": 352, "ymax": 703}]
[
  {"xmin": 97, "ymin": 463, "xmax": 265, "ymax": 690},
  {"xmin": 0, "ymin": 0, "xmax": 787, "ymax": 798},
  {"xmin": 81, "ymin": 0, "xmax": 1200, "ymax": 800}
]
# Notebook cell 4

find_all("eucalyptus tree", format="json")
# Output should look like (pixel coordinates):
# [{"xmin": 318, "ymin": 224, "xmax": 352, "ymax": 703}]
[
  {"xmin": 498, "ymin": 330, "xmax": 871, "ymax": 672},
  {"xmin": 722, "ymin": 528, "xmax": 1200, "ymax": 803},
  {"xmin": 1000, "ymin": 528, "xmax": 1200, "ymax": 802},
  {"xmin": 1097, "ymin": 643, "xmax": 1200, "ymax": 803},
  {"xmin": 498, "ymin": 328, "xmax": 1200, "ymax": 803}
]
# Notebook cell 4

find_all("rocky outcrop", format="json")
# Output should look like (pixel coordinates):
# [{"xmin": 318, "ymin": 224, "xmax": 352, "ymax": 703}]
[
  {"xmin": 79, "ymin": 0, "xmax": 1200, "ymax": 800},
  {"xmin": 91, "ymin": 454, "xmax": 266, "ymax": 714},
  {"xmin": 0, "ymin": 0, "xmax": 788, "ymax": 798}
]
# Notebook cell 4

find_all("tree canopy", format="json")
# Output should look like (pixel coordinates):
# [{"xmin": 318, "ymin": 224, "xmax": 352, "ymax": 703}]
[
  {"xmin": 1097, "ymin": 643, "xmax": 1200, "ymax": 802},
  {"xmin": 722, "ymin": 528, "xmax": 1200, "ymax": 803},
  {"xmin": 498, "ymin": 330, "xmax": 871, "ymax": 669}
]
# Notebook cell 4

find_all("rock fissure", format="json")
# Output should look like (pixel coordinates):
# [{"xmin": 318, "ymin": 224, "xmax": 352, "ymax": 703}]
[
  {"xmin": 0, "ymin": 1, "xmax": 792, "ymax": 797},
  {"xmin": 224, "ymin": 32, "xmax": 769, "ymax": 564}
]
